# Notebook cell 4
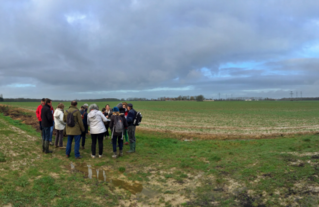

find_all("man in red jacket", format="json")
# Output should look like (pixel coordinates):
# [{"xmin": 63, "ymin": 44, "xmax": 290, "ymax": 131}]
[{"xmin": 36, "ymin": 98, "xmax": 45, "ymax": 138}]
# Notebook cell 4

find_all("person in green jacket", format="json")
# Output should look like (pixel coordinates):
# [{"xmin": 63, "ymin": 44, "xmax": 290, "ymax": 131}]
[{"xmin": 63, "ymin": 101, "xmax": 85, "ymax": 159}]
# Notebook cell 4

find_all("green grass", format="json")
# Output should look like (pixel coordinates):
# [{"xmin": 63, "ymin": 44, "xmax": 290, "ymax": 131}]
[
  {"xmin": 1, "ymin": 103, "xmax": 319, "ymax": 206},
  {"xmin": 2, "ymin": 101, "xmax": 319, "ymax": 136}
]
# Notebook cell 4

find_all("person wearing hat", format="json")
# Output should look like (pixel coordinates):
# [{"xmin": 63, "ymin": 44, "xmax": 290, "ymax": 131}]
[
  {"xmin": 109, "ymin": 106, "xmax": 128, "ymax": 158},
  {"xmin": 126, "ymin": 103, "xmax": 137, "ymax": 153}
]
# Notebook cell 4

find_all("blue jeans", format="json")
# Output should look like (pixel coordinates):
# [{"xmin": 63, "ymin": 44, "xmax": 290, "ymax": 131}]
[
  {"xmin": 42, "ymin": 127, "xmax": 50, "ymax": 141},
  {"xmin": 49, "ymin": 121, "xmax": 54, "ymax": 142},
  {"xmin": 112, "ymin": 135, "xmax": 123, "ymax": 152},
  {"xmin": 66, "ymin": 135, "xmax": 81, "ymax": 158}
]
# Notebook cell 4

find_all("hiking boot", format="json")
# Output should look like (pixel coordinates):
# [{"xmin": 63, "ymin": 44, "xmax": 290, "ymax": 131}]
[
  {"xmin": 99, "ymin": 155, "xmax": 102, "ymax": 158},
  {"xmin": 49, "ymin": 142, "xmax": 53, "ymax": 146},
  {"xmin": 118, "ymin": 150, "xmax": 123, "ymax": 157},
  {"xmin": 44, "ymin": 141, "xmax": 53, "ymax": 153},
  {"xmin": 127, "ymin": 142, "xmax": 134, "ymax": 153},
  {"xmin": 66, "ymin": 155, "xmax": 70, "ymax": 158},
  {"xmin": 112, "ymin": 152, "xmax": 117, "ymax": 158},
  {"xmin": 75, "ymin": 156, "xmax": 82, "ymax": 159},
  {"xmin": 124, "ymin": 142, "xmax": 129, "ymax": 145},
  {"xmin": 91, "ymin": 155, "xmax": 95, "ymax": 159},
  {"xmin": 82, "ymin": 146, "xmax": 85, "ymax": 149}
]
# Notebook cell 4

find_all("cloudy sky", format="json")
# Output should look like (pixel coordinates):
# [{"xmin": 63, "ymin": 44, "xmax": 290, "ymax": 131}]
[{"xmin": 1, "ymin": 0, "xmax": 319, "ymax": 99}]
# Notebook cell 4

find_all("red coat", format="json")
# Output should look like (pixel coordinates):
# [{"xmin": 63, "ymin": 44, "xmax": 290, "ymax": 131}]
[
  {"xmin": 36, "ymin": 105, "xmax": 43, "ymax": 121},
  {"xmin": 50, "ymin": 106, "xmax": 54, "ymax": 119}
]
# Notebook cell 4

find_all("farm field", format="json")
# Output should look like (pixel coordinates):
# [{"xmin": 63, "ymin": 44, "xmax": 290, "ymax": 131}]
[
  {"xmin": 2, "ymin": 101, "xmax": 319, "ymax": 139},
  {"xmin": 1, "ymin": 105, "xmax": 319, "ymax": 206}
]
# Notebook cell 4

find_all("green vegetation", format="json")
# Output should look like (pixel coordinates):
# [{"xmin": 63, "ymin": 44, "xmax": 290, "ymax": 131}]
[
  {"xmin": 1, "ymin": 105, "xmax": 319, "ymax": 206},
  {"xmin": 2, "ymin": 101, "xmax": 319, "ymax": 136}
]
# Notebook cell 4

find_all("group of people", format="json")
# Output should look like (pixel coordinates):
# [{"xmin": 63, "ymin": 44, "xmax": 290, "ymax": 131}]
[{"xmin": 36, "ymin": 98, "xmax": 137, "ymax": 159}]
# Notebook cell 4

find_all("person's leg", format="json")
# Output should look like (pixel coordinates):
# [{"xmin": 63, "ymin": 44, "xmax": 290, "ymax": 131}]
[
  {"xmin": 66, "ymin": 135, "xmax": 73, "ymax": 157},
  {"xmin": 39, "ymin": 121, "xmax": 43, "ymax": 139},
  {"xmin": 74, "ymin": 135, "xmax": 81, "ymax": 158},
  {"xmin": 58, "ymin": 130, "xmax": 64, "ymax": 147},
  {"xmin": 91, "ymin": 134, "xmax": 97, "ymax": 156},
  {"xmin": 105, "ymin": 126, "xmax": 109, "ymax": 138},
  {"xmin": 118, "ymin": 135, "xmax": 124, "ymax": 156},
  {"xmin": 133, "ymin": 126, "xmax": 136, "ymax": 152},
  {"xmin": 127, "ymin": 126, "xmax": 134, "ymax": 153},
  {"xmin": 112, "ymin": 135, "xmax": 117, "ymax": 153},
  {"xmin": 124, "ymin": 129, "xmax": 129, "ymax": 144},
  {"xmin": 43, "ymin": 127, "xmax": 52, "ymax": 153},
  {"xmin": 81, "ymin": 131, "xmax": 86, "ymax": 148},
  {"xmin": 98, "ymin": 133, "xmax": 104, "ymax": 157},
  {"xmin": 49, "ymin": 121, "xmax": 54, "ymax": 144},
  {"xmin": 54, "ymin": 129, "xmax": 59, "ymax": 147}
]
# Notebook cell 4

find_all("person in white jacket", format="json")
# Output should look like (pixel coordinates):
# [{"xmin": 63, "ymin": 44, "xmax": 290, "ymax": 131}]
[
  {"xmin": 54, "ymin": 103, "xmax": 66, "ymax": 148},
  {"xmin": 87, "ymin": 104, "xmax": 108, "ymax": 158}
]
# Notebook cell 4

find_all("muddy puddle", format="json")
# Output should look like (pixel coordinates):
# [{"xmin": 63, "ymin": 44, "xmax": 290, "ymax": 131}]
[{"xmin": 67, "ymin": 163, "xmax": 144, "ymax": 194}]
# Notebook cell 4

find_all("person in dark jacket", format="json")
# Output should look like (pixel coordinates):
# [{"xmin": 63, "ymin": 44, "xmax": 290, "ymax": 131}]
[
  {"xmin": 104, "ymin": 104, "xmax": 112, "ymax": 139},
  {"xmin": 63, "ymin": 101, "xmax": 85, "ymax": 159},
  {"xmin": 109, "ymin": 107, "xmax": 128, "ymax": 158},
  {"xmin": 126, "ymin": 103, "xmax": 137, "ymax": 153},
  {"xmin": 80, "ymin": 106, "xmax": 88, "ymax": 149},
  {"xmin": 41, "ymin": 98, "xmax": 54, "ymax": 153}
]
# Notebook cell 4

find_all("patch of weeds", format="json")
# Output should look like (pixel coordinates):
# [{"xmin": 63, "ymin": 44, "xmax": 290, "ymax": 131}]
[
  {"xmin": 209, "ymin": 155, "xmax": 221, "ymax": 162},
  {"xmin": 15, "ymin": 176, "xmax": 29, "ymax": 187},
  {"xmin": 303, "ymin": 138, "xmax": 311, "ymax": 142},
  {"xmin": 119, "ymin": 167, "xmax": 126, "ymax": 173},
  {"xmin": 0, "ymin": 152, "xmax": 6, "ymax": 162}
]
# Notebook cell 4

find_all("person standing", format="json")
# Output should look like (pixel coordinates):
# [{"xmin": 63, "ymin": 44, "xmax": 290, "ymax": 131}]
[
  {"xmin": 87, "ymin": 104, "xmax": 108, "ymax": 158},
  {"xmin": 41, "ymin": 98, "xmax": 54, "ymax": 153},
  {"xmin": 104, "ymin": 104, "xmax": 113, "ymax": 139},
  {"xmin": 54, "ymin": 103, "xmax": 66, "ymax": 148},
  {"xmin": 49, "ymin": 104, "xmax": 55, "ymax": 145},
  {"xmin": 36, "ymin": 98, "xmax": 45, "ymax": 138},
  {"xmin": 126, "ymin": 103, "xmax": 137, "ymax": 153},
  {"xmin": 122, "ymin": 102, "xmax": 129, "ymax": 145},
  {"xmin": 63, "ymin": 101, "xmax": 85, "ymax": 159},
  {"xmin": 109, "ymin": 107, "xmax": 128, "ymax": 158},
  {"xmin": 80, "ymin": 106, "xmax": 88, "ymax": 149}
]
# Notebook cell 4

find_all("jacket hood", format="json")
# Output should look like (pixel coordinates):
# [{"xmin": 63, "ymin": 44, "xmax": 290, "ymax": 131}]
[
  {"xmin": 54, "ymin": 108, "xmax": 63, "ymax": 117},
  {"xmin": 88, "ymin": 110, "xmax": 98, "ymax": 119}
]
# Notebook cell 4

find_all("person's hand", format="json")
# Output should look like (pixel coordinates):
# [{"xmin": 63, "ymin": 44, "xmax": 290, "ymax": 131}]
[{"xmin": 106, "ymin": 116, "xmax": 108, "ymax": 118}]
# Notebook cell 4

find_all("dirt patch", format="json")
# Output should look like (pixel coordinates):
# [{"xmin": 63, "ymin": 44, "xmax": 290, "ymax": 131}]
[{"xmin": 0, "ymin": 105, "xmax": 60, "ymax": 136}]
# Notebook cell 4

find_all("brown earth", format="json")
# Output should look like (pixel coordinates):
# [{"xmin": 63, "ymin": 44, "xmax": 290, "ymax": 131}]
[{"xmin": 0, "ymin": 105, "xmax": 318, "ymax": 140}]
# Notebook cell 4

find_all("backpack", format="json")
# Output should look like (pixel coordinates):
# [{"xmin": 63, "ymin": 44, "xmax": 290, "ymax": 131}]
[
  {"xmin": 66, "ymin": 110, "xmax": 78, "ymax": 127},
  {"xmin": 133, "ymin": 112, "xmax": 142, "ymax": 126},
  {"xmin": 114, "ymin": 116, "xmax": 124, "ymax": 133}
]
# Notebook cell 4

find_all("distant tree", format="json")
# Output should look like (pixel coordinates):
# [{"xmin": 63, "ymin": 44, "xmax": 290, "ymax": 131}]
[
  {"xmin": 196, "ymin": 95, "xmax": 204, "ymax": 102},
  {"xmin": 190, "ymin": 96, "xmax": 195, "ymax": 101}
]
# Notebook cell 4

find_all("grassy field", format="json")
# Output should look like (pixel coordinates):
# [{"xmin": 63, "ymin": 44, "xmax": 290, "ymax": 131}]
[
  {"xmin": 2, "ymin": 101, "xmax": 319, "ymax": 138},
  {"xmin": 1, "ymin": 103, "xmax": 319, "ymax": 206}
]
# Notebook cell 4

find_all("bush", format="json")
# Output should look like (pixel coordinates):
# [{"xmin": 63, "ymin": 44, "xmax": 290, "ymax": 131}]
[{"xmin": 196, "ymin": 95, "xmax": 205, "ymax": 102}]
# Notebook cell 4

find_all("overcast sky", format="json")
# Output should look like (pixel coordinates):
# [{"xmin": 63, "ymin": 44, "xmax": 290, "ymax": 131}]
[{"xmin": 1, "ymin": 0, "xmax": 319, "ymax": 99}]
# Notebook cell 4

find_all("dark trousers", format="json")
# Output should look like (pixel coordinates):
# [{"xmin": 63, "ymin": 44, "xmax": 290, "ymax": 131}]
[
  {"xmin": 81, "ymin": 131, "xmax": 86, "ymax": 147},
  {"xmin": 55, "ymin": 130, "xmax": 64, "ymax": 147},
  {"xmin": 39, "ymin": 121, "xmax": 43, "ymax": 138},
  {"xmin": 104, "ymin": 125, "xmax": 109, "ymax": 137},
  {"xmin": 91, "ymin": 133, "xmax": 104, "ymax": 156},
  {"xmin": 112, "ymin": 135, "xmax": 123, "ymax": 152},
  {"xmin": 128, "ymin": 126, "xmax": 136, "ymax": 143},
  {"xmin": 42, "ymin": 127, "xmax": 50, "ymax": 141}
]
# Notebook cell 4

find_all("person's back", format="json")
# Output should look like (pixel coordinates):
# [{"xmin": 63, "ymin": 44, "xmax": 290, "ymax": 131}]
[
  {"xmin": 64, "ymin": 106, "xmax": 84, "ymax": 136},
  {"xmin": 41, "ymin": 99, "xmax": 54, "ymax": 153},
  {"xmin": 87, "ymin": 109, "xmax": 107, "ymax": 134},
  {"xmin": 63, "ymin": 101, "xmax": 85, "ymax": 159}
]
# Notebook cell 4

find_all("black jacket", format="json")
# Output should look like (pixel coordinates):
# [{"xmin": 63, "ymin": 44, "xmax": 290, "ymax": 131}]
[
  {"xmin": 41, "ymin": 104, "xmax": 53, "ymax": 128},
  {"xmin": 127, "ymin": 109, "xmax": 137, "ymax": 126},
  {"xmin": 109, "ymin": 115, "xmax": 128, "ymax": 136}
]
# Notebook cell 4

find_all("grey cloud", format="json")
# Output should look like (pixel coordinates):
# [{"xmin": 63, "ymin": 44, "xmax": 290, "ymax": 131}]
[{"xmin": 1, "ymin": 0, "xmax": 319, "ymax": 99}]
